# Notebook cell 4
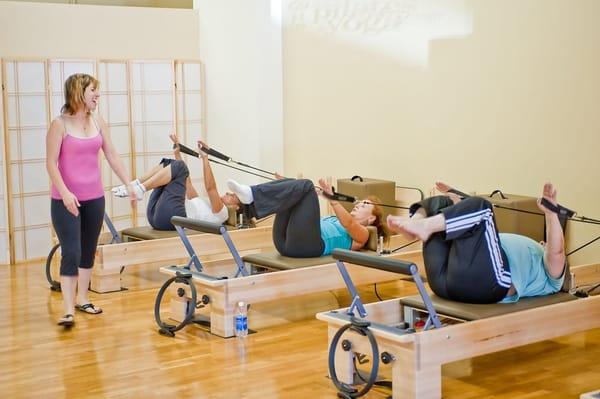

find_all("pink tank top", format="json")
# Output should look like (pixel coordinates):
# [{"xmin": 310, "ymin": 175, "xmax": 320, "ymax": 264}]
[{"xmin": 50, "ymin": 120, "xmax": 105, "ymax": 201}]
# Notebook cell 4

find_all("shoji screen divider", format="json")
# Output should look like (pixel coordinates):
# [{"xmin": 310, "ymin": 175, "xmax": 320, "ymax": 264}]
[
  {"xmin": 98, "ymin": 60, "xmax": 136, "ymax": 230},
  {"xmin": 174, "ymin": 60, "xmax": 205, "ymax": 194},
  {"xmin": 0, "ymin": 58, "xmax": 203, "ymax": 264},
  {"xmin": 129, "ymin": 60, "xmax": 177, "ymax": 227},
  {"xmin": 3, "ymin": 59, "xmax": 52, "ymax": 263},
  {"xmin": 0, "ymin": 63, "xmax": 10, "ymax": 264}
]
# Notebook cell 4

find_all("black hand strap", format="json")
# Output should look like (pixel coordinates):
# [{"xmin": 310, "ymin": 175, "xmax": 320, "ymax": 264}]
[
  {"xmin": 322, "ymin": 187, "xmax": 356, "ymax": 203},
  {"xmin": 540, "ymin": 197, "xmax": 576, "ymax": 218},
  {"xmin": 174, "ymin": 143, "xmax": 199, "ymax": 157}
]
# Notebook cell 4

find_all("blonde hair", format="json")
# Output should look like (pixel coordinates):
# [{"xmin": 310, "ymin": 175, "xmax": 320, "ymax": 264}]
[
  {"xmin": 366, "ymin": 195, "xmax": 390, "ymax": 242},
  {"xmin": 61, "ymin": 73, "xmax": 99, "ymax": 115}
]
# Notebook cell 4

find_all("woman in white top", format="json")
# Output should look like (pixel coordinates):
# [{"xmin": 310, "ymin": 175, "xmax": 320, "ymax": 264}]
[{"xmin": 114, "ymin": 133, "xmax": 238, "ymax": 229}]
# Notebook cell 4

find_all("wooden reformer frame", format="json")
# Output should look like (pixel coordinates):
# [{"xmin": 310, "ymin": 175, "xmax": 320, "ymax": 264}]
[
  {"xmin": 157, "ymin": 216, "xmax": 423, "ymax": 338},
  {"xmin": 317, "ymin": 250, "xmax": 600, "ymax": 399}
]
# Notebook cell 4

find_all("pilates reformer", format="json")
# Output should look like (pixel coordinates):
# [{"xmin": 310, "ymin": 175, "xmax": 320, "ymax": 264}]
[
  {"xmin": 44, "ymin": 205, "xmax": 264, "ymax": 292},
  {"xmin": 154, "ymin": 216, "xmax": 422, "ymax": 338},
  {"xmin": 317, "ymin": 249, "xmax": 600, "ymax": 399}
]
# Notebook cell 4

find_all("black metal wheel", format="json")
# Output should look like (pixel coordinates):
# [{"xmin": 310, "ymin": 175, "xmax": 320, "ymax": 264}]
[
  {"xmin": 45, "ymin": 243, "xmax": 62, "ymax": 291},
  {"xmin": 328, "ymin": 323, "xmax": 380, "ymax": 398},
  {"xmin": 154, "ymin": 271, "xmax": 197, "ymax": 337}
]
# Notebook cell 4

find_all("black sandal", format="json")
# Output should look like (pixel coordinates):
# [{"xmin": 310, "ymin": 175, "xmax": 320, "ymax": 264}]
[
  {"xmin": 75, "ymin": 303, "xmax": 103, "ymax": 314},
  {"xmin": 58, "ymin": 314, "xmax": 75, "ymax": 327}
]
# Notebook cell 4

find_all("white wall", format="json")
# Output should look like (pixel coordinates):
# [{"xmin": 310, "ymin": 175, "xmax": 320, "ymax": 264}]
[{"xmin": 194, "ymin": 0, "xmax": 284, "ymax": 192}]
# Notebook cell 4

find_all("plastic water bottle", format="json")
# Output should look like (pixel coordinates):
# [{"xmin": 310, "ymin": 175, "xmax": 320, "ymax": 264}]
[{"xmin": 235, "ymin": 301, "xmax": 248, "ymax": 337}]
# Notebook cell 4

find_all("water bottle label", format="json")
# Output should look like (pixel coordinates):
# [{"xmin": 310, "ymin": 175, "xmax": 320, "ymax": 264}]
[{"xmin": 235, "ymin": 315, "xmax": 248, "ymax": 333}]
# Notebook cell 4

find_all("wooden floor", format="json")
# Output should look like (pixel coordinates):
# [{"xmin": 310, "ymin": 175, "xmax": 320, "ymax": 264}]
[{"xmin": 1, "ymin": 262, "xmax": 599, "ymax": 399}]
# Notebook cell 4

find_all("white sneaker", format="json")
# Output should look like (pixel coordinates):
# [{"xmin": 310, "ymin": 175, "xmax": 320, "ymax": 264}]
[{"xmin": 111, "ymin": 184, "xmax": 128, "ymax": 197}]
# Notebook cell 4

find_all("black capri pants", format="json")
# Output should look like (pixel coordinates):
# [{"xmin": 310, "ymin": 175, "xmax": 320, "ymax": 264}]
[
  {"xmin": 51, "ymin": 196, "xmax": 105, "ymax": 277},
  {"xmin": 251, "ymin": 179, "xmax": 324, "ymax": 257},
  {"xmin": 147, "ymin": 158, "xmax": 188, "ymax": 231},
  {"xmin": 411, "ymin": 196, "xmax": 512, "ymax": 304}
]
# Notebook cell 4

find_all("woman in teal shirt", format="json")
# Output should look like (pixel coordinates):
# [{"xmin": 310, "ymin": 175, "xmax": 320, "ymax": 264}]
[{"xmin": 226, "ymin": 178, "xmax": 388, "ymax": 257}]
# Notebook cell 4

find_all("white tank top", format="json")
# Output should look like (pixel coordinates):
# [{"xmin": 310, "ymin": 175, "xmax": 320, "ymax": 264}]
[{"xmin": 184, "ymin": 197, "xmax": 229, "ymax": 224}]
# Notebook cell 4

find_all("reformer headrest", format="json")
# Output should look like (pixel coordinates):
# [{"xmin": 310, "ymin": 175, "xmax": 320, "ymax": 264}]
[
  {"xmin": 170, "ymin": 216, "xmax": 224, "ymax": 235},
  {"xmin": 365, "ymin": 226, "xmax": 378, "ymax": 252},
  {"xmin": 332, "ymin": 249, "xmax": 415, "ymax": 276}
]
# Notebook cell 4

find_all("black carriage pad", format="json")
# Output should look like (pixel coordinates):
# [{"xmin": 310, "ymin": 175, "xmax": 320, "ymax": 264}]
[
  {"xmin": 170, "ymin": 216, "xmax": 225, "ymax": 235},
  {"xmin": 121, "ymin": 226, "xmax": 204, "ymax": 241},
  {"xmin": 400, "ymin": 292, "xmax": 578, "ymax": 321},
  {"xmin": 242, "ymin": 253, "xmax": 335, "ymax": 271},
  {"xmin": 332, "ymin": 249, "xmax": 415, "ymax": 276}
]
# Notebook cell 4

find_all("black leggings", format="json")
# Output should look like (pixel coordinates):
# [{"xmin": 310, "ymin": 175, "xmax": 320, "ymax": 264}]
[
  {"xmin": 251, "ymin": 179, "xmax": 324, "ymax": 257},
  {"xmin": 412, "ymin": 196, "xmax": 511, "ymax": 304},
  {"xmin": 51, "ymin": 196, "xmax": 105, "ymax": 277},
  {"xmin": 147, "ymin": 158, "xmax": 188, "ymax": 230}
]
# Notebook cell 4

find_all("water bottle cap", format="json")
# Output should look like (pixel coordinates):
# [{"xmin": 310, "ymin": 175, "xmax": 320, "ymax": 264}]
[{"xmin": 238, "ymin": 301, "xmax": 245, "ymax": 307}]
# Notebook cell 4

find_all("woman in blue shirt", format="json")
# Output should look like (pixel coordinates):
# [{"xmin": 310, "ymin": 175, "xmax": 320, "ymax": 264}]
[
  {"xmin": 227, "ymin": 178, "xmax": 388, "ymax": 257},
  {"xmin": 387, "ymin": 182, "xmax": 565, "ymax": 304}
]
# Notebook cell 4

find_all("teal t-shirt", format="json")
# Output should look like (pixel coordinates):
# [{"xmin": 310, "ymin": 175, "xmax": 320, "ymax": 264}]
[
  {"xmin": 320, "ymin": 216, "xmax": 352, "ymax": 256},
  {"xmin": 498, "ymin": 233, "xmax": 564, "ymax": 303}
]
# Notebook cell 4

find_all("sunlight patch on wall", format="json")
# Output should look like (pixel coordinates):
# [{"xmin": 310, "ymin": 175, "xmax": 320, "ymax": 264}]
[{"xmin": 284, "ymin": 0, "xmax": 473, "ymax": 66}]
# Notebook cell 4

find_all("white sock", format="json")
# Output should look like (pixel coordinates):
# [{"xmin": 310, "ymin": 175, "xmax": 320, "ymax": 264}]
[
  {"xmin": 133, "ymin": 180, "xmax": 146, "ymax": 201},
  {"xmin": 226, "ymin": 179, "xmax": 254, "ymax": 204},
  {"xmin": 112, "ymin": 179, "xmax": 140, "ymax": 198}
]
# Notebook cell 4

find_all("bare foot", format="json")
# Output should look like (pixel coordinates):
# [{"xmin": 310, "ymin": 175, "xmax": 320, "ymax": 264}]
[
  {"xmin": 387, "ymin": 215, "xmax": 415, "ymax": 239},
  {"xmin": 435, "ymin": 181, "xmax": 453, "ymax": 193}
]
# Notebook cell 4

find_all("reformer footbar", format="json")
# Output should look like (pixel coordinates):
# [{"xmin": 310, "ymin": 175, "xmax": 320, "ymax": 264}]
[{"xmin": 326, "ymin": 249, "xmax": 440, "ymax": 399}]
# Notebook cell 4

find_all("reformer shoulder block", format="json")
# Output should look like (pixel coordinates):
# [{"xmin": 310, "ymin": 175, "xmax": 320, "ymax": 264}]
[
  {"xmin": 337, "ymin": 177, "xmax": 396, "ymax": 220},
  {"xmin": 400, "ymin": 292, "xmax": 577, "ymax": 321}
]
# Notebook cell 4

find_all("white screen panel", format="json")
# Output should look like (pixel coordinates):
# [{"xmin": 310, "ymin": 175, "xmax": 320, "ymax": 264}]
[
  {"xmin": 13, "ymin": 230, "xmax": 25, "ymax": 262},
  {"xmin": 17, "ymin": 62, "xmax": 46, "ymax": 93},
  {"xmin": 10, "ymin": 165, "xmax": 21, "ymax": 196},
  {"xmin": 21, "ymin": 162, "xmax": 49, "ymax": 194},
  {"xmin": 139, "ymin": 63, "xmax": 173, "ymax": 91},
  {"xmin": 105, "ymin": 95, "xmax": 129, "ymax": 124},
  {"xmin": 7, "ymin": 96, "xmax": 18, "ymax": 128},
  {"xmin": 104, "ymin": 63, "xmax": 128, "ymax": 91},
  {"xmin": 24, "ymin": 227, "xmax": 52, "ymax": 259},
  {"xmin": 15, "ymin": 128, "xmax": 47, "ymax": 160},
  {"xmin": 0, "ymin": 63, "xmax": 6, "ymax": 264},
  {"xmin": 0, "ymin": 232, "xmax": 7, "ymax": 264},
  {"xmin": 4, "ymin": 61, "xmax": 16, "ymax": 92},
  {"xmin": 109, "ymin": 125, "xmax": 130, "ymax": 153},
  {"xmin": 181, "ymin": 63, "xmax": 202, "ymax": 90},
  {"xmin": 18, "ymin": 96, "xmax": 47, "ymax": 127},
  {"xmin": 23, "ymin": 196, "xmax": 51, "ymax": 226}
]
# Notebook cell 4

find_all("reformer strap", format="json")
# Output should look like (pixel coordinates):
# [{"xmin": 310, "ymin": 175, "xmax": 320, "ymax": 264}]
[
  {"xmin": 540, "ymin": 197, "xmax": 576, "ymax": 219},
  {"xmin": 321, "ymin": 187, "xmax": 357, "ymax": 203}
]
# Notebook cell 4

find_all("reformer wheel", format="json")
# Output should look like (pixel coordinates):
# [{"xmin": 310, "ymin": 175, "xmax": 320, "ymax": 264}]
[
  {"xmin": 45, "ymin": 243, "xmax": 62, "ymax": 291},
  {"xmin": 328, "ymin": 321, "xmax": 380, "ymax": 398},
  {"xmin": 45, "ymin": 241, "xmax": 125, "ymax": 292},
  {"xmin": 154, "ymin": 271, "xmax": 197, "ymax": 337}
]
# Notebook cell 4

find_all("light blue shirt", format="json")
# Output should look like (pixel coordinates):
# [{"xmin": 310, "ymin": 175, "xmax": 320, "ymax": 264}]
[
  {"xmin": 499, "ymin": 233, "xmax": 564, "ymax": 303},
  {"xmin": 320, "ymin": 216, "xmax": 352, "ymax": 256}
]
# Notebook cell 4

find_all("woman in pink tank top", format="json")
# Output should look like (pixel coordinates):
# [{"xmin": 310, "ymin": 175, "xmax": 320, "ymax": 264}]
[{"xmin": 46, "ymin": 73, "xmax": 136, "ymax": 327}]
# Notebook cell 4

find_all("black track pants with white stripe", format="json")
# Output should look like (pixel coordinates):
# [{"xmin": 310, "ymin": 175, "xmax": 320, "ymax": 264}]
[{"xmin": 412, "ymin": 196, "xmax": 511, "ymax": 304}]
